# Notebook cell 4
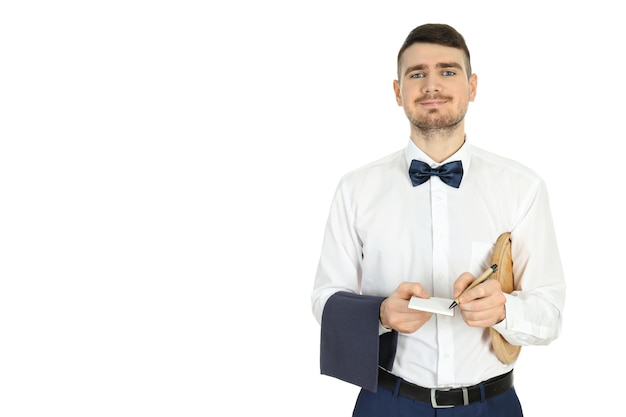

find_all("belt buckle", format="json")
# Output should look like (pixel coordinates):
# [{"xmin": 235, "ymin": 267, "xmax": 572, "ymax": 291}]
[{"xmin": 430, "ymin": 387, "xmax": 469, "ymax": 408}]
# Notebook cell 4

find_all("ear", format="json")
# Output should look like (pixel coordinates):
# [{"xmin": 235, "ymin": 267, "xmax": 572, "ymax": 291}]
[
  {"xmin": 469, "ymin": 73, "xmax": 477, "ymax": 102},
  {"xmin": 393, "ymin": 80, "xmax": 402, "ymax": 106}
]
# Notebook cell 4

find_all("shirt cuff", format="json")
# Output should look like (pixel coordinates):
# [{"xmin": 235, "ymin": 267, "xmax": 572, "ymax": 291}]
[{"xmin": 492, "ymin": 293, "xmax": 518, "ymax": 333}]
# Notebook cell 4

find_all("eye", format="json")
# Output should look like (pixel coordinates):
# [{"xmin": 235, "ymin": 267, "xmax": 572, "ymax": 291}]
[
  {"xmin": 442, "ymin": 70, "xmax": 456, "ymax": 76},
  {"xmin": 410, "ymin": 73, "xmax": 426, "ymax": 79}
]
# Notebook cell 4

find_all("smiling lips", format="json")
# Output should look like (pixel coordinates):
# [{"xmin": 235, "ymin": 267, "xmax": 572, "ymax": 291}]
[{"xmin": 419, "ymin": 98, "xmax": 449, "ymax": 107}]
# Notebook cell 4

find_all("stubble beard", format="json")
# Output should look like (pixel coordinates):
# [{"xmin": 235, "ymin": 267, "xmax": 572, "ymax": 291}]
[{"xmin": 406, "ymin": 99, "xmax": 468, "ymax": 138}]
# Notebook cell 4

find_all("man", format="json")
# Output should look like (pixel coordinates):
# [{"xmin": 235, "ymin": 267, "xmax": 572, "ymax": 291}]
[{"xmin": 311, "ymin": 23, "xmax": 565, "ymax": 416}]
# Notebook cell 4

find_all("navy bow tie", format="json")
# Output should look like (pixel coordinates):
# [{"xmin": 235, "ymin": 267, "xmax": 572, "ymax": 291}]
[{"xmin": 409, "ymin": 160, "xmax": 463, "ymax": 188}]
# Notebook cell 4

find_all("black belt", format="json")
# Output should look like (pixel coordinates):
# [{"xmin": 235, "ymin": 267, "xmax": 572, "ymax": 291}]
[{"xmin": 378, "ymin": 368, "xmax": 514, "ymax": 408}]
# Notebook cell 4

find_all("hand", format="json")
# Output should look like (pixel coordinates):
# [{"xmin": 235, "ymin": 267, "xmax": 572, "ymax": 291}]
[
  {"xmin": 452, "ymin": 272, "xmax": 506, "ymax": 327},
  {"xmin": 380, "ymin": 282, "xmax": 433, "ymax": 334}
]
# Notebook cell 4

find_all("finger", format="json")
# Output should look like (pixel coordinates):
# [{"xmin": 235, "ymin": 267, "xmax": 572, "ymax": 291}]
[
  {"xmin": 459, "ymin": 279, "xmax": 500, "ymax": 304},
  {"xmin": 452, "ymin": 272, "xmax": 475, "ymax": 299},
  {"xmin": 393, "ymin": 310, "xmax": 434, "ymax": 334},
  {"xmin": 461, "ymin": 304, "xmax": 505, "ymax": 327},
  {"xmin": 394, "ymin": 281, "xmax": 429, "ymax": 300}
]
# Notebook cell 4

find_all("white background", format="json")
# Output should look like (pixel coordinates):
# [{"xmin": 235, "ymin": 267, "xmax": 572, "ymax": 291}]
[{"xmin": 1, "ymin": 1, "xmax": 623, "ymax": 416}]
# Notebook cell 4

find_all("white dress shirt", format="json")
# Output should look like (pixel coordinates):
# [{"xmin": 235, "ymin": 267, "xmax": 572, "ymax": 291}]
[{"xmin": 311, "ymin": 139, "xmax": 565, "ymax": 388}]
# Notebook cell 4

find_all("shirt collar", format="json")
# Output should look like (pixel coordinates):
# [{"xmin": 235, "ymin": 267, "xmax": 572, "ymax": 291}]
[{"xmin": 404, "ymin": 138, "xmax": 472, "ymax": 172}]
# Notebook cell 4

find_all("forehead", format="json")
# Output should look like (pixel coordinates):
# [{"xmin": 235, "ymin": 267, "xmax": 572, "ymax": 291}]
[{"xmin": 399, "ymin": 42, "xmax": 468, "ymax": 73}]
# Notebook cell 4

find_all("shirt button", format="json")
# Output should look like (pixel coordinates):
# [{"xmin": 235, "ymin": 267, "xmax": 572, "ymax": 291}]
[{"xmin": 443, "ymin": 353, "xmax": 450, "ymax": 359}]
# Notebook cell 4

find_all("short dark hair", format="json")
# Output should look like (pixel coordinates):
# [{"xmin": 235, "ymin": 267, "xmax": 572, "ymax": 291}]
[{"xmin": 397, "ymin": 23, "xmax": 472, "ymax": 79}]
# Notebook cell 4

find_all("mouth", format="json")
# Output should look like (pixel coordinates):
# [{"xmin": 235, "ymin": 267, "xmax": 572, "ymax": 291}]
[{"xmin": 419, "ymin": 98, "xmax": 449, "ymax": 108}]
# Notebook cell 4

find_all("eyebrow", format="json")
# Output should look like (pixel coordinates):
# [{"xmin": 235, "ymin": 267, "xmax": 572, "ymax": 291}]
[{"xmin": 404, "ymin": 62, "xmax": 463, "ymax": 76}]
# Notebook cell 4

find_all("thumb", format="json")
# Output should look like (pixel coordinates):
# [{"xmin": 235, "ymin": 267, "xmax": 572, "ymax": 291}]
[
  {"xmin": 452, "ymin": 272, "xmax": 475, "ymax": 299},
  {"xmin": 397, "ymin": 281, "xmax": 430, "ymax": 299}
]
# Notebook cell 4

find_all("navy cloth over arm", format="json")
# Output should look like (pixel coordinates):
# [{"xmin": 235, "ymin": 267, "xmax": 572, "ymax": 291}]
[{"xmin": 320, "ymin": 291, "xmax": 398, "ymax": 392}]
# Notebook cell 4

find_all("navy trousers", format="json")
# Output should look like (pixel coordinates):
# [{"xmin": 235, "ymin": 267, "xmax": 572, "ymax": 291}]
[{"xmin": 352, "ymin": 381, "xmax": 523, "ymax": 417}]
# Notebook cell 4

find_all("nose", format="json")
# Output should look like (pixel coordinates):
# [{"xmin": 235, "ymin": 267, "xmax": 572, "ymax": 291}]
[{"xmin": 422, "ymin": 76, "xmax": 441, "ymax": 94}]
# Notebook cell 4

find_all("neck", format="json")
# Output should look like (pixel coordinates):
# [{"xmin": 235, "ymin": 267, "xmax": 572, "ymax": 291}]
[{"xmin": 409, "ymin": 125, "xmax": 466, "ymax": 163}]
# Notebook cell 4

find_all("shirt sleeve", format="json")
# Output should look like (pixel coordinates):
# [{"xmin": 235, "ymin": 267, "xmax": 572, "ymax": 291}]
[
  {"xmin": 312, "ymin": 180, "xmax": 398, "ymax": 391},
  {"xmin": 492, "ymin": 179, "xmax": 566, "ymax": 346},
  {"xmin": 311, "ymin": 179, "xmax": 362, "ymax": 323}
]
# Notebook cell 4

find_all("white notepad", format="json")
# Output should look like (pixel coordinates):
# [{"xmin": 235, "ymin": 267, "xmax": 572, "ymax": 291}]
[{"xmin": 408, "ymin": 296, "xmax": 455, "ymax": 316}]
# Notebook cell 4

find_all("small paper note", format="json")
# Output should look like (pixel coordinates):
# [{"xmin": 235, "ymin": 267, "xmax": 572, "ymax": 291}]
[{"xmin": 408, "ymin": 296, "xmax": 455, "ymax": 316}]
